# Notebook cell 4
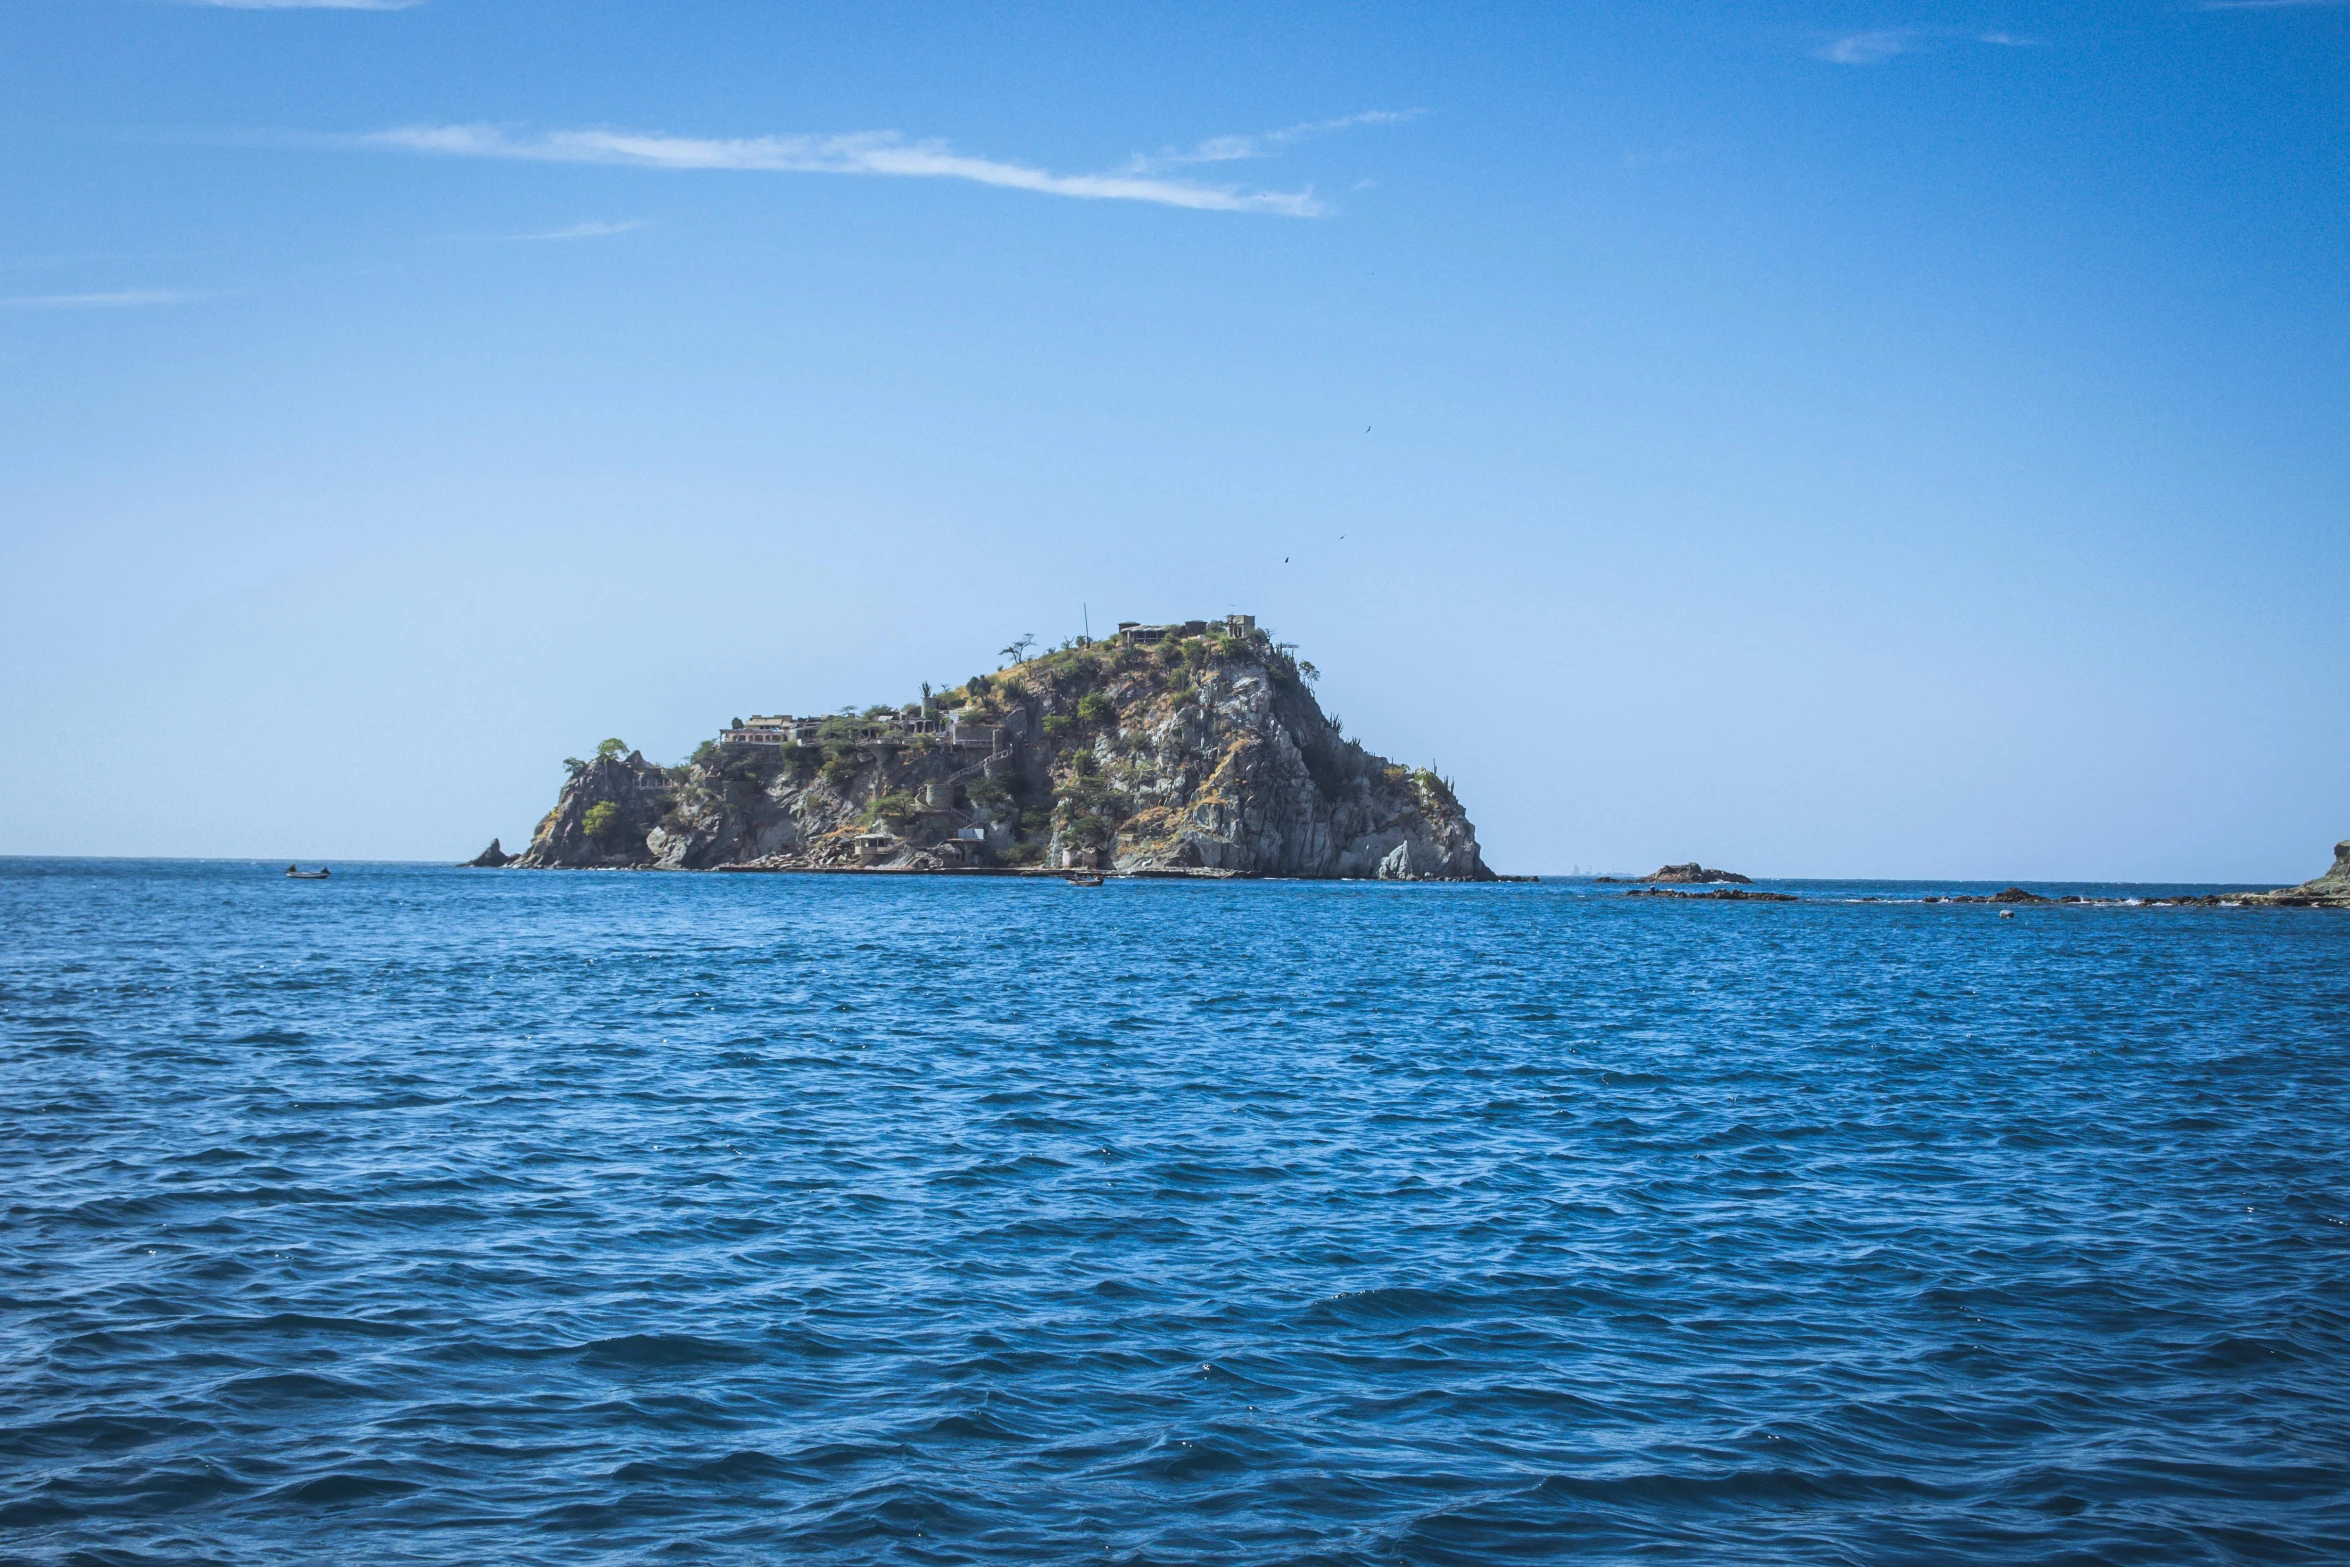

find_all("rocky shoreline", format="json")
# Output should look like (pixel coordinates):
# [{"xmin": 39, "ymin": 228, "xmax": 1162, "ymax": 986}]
[
  {"xmin": 1596, "ymin": 841, "xmax": 2350, "ymax": 909},
  {"xmin": 2233, "ymin": 839, "xmax": 2350, "ymax": 907},
  {"xmin": 1602, "ymin": 843, "xmax": 2350, "ymax": 910},
  {"xmin": 1624, "ymin": 885, "xmax": 1795, "ymax": 902}
]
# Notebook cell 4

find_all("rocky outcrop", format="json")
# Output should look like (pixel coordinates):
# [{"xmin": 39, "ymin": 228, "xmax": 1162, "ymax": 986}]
[
  {"xmin": 518, "ymin": 751, "xmax": 683, "ymax": 869},
  {"xmin": 513, "ymin": 628, "xmax": 1495, "ymax": 880},
  {"xmin": 460, "ymin": 838, "xmax": 516, "ymax": 867},
  {"xmin": 1639, "ymin": 863, "xmax": 1752, "ymax": 885},
  {"xmin": 2238, "ymin": 840, "xmax": 2350, "ymax": 908}
]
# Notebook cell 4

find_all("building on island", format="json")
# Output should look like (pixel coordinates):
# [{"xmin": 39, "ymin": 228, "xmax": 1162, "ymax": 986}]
[
  {"xmin": 945, "ymin": 713, "xmax": 1003, "ymax": 751},
  {"xmin": 719, "ymin": 709, "xmax": 1006, "ymax": 752},
  {"xmin": 718, "ymin": 715, "xmax": 810, "ymax": 746},
  {"xmin": 1115, "ymin": 614, "xmax": 1254, "ymax": 646}
]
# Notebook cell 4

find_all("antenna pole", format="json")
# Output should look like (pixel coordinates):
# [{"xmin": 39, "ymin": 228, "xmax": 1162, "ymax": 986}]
[{"xmin": 1083, "ymin": 603, "xmax": 1090, "ymax": 643}]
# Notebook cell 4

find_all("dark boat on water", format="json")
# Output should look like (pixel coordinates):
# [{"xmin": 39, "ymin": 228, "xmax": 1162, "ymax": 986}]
[
  {"xmin": 285, "ymin": 865, "xmax": 330, "ymax": 879},
  {"xmin": 1063, "ymin": 872, "xmax": 1105, "ymax": 888}
]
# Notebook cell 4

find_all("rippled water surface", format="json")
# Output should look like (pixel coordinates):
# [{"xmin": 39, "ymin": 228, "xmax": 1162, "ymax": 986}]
[{"xmin": 4, "ymin": 859, "xmax": 2348, "ymax": 1564}]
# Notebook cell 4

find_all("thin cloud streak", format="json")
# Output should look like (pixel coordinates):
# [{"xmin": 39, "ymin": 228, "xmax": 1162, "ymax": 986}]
[
  {"xmin": 1134, "ymin": 109, "xmax": 1423, "ymax": 171},
  {"xmin": 3, "ymin": 289, "xmax": 206, "ymax": 308},
  {"xmin": 365, "ymin": 124, "xmax": 1326, "ymax": 216},
  {"xmin": 501, "ymin": 219, "xmax": 645, "ymax": 242},
  {"xmin": 191, "ymin": 0, "xmax": 424, "ymax": 9},
  {"xmin": 1819, "ymin": 30, "xmax": 1914, "ymax": 64},
  {"xmin": 1814, "ymin": 28, "xmax": 2047, "ymax": 63}
]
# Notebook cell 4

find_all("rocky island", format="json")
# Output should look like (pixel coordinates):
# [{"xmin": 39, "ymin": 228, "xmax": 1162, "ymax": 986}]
[
  {"xmin": 1638, "ymin": 862, "xmax": 1751, "ymax": 885},
  {"xmin": 511, "ymin": 617, "xmax": 1494, "ymax": 880},
  {"xmin": 1592, "ymin": 862, "xmax": 1751, "ymax": 885}
]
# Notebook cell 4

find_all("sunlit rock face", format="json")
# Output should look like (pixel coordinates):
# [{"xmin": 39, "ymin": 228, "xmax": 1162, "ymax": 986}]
[{"xmin": 516, "ymin": 628, "xmax": 1494, "ymax": 881}]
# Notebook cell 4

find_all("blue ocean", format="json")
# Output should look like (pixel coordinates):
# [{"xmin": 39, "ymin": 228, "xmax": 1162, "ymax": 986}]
[{"xmin": 3, "ymin": 858, "xmax": 2345, "ymax": 1565}]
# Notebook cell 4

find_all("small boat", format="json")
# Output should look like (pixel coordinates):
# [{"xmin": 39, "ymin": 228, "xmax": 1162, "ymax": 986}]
[
  {"xmin": 1063, "ymin": 872, "xmax": 1105, "ymax": 888},
  {"xmin": 285, "ymin": 865, "xmax": 331, "ymax": 879}
]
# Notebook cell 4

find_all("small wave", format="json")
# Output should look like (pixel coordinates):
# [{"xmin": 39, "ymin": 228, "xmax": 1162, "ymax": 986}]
[
  {"xmin": 168, "ymin": 1311, "xmax": 415, "ymax": 1341},
  {"xmin": 1301, "ymin": 1284, "xmax": 1481, "ymax": 1325},
  {"xmin": 572, "ymin": 1333, "xmax": 761, "ymax": 1369},
  {"xmin": 0, "ymin": 1494, "xmax": 77, "ymax": 1531},
  {"xmin": 228, "ymin": 1027, "xmax": 313, "ymax": 1046},
  {"xmin": 611, "ymin": 1448, "xmax": 806, "ymax": 1485},
  {"xmin": 276, "ymin": 1471, "xmax": 423, "ymax": 1505}
]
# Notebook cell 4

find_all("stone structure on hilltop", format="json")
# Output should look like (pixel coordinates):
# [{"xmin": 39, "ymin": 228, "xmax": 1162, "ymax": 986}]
[{"xmin": 511, "ymin": 618, "xmax": 1493, "ymax": 880}]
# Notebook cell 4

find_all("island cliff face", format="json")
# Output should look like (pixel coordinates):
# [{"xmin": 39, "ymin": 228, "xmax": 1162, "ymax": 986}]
[{"xmin": 517, "ymin": 624, "xmax": 1493, "ymax": 880}]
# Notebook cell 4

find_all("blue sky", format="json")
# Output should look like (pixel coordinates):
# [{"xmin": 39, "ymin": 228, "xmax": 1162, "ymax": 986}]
[{"xmin": 3, "ymin": 1, "xmax": 2344, "ymax": 879}]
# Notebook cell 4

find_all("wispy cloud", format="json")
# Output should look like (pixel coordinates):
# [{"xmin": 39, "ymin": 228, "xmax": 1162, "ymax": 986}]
[
  {"xmin": 2, "ymin": 289, "xmax": 206, "ymax": 308},
  {"xmin": 1818, "ymin": 29, "xmax": 1915, "ymax": 64},
  {"xmin": 189, "ymin": 0, "xmax": 424, "ymax": 9},
  {"xmin": 363, "ymin": 123, "xmax": 1328, "ymax": 216},
  {"xmin": 1129, "ymin": 109, "xmax": 1423, "ymax": 172},
  {"xmin": 501, "ymin": 219, "xmax": 645, "ymax": 242},
  {"xmin": 1816, "ymin": 27, "xmax": 2055, "ymax": 62}
]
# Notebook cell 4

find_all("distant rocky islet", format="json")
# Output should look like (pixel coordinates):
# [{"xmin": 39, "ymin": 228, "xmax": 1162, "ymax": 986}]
[
  {"xmin": 1594, "ymin": 862, "xmax": 1754, "ymax": 886},
  {"xmin": 503, "ymin": 618, "xmax": 1494, "ymax": 881}
]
